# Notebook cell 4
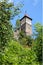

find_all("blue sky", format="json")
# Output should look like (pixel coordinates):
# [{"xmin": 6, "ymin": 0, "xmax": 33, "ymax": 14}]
[{"xmin": 10, "ymin": 0, "xmax": 42, "ymax": 27}]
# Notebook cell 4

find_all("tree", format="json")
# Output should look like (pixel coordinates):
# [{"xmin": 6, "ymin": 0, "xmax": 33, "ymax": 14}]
[
  {"xmin": 0, "ymin": 0, "xmax": 21, "ymax": 50},
  {"xmin": 32, "ymin": 23, "xmax": 43, "ymax": 64},
  {"xmin": 26, "ymin": 36, "xmax": 32, "ymax": 46},
  {"xmin": 16, "ymin": 19, "xmax": 20, "ymax": 29},
  {"xmin": 19, "ymin": 31, "xmax": 32, "ymax": 46}
]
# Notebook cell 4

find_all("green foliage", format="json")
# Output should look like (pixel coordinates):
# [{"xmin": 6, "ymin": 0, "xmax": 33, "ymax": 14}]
[
  {"xmin": 0, "ymin": 1, "xmax": 42, "ymax": 65},
  {"xmin": 0, "ymin": 40, "xmax": 39, "ymax": 65},
  {"xmin": 19, "ymin": 31, "xmax": 32, "ymax": 46},
  {"xmin": 16, "ymin": 19, "xmax": 20, "ymax": 29},
  {"xmin": 32, "ymin": 23, "xmax": 42, "ymax": 63},
  {"xmin": 0, "ymin": 0, "xmax": 21, "ymax": 50},
  {"xmin": 26, "ymin": 36, "xmax": 32, "ymax": 46}
]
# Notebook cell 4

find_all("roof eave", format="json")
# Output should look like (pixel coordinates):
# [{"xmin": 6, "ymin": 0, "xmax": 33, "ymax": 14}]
[{"xmin": 20, "ymin": 16, "xmax": 32, "ymax": 21}]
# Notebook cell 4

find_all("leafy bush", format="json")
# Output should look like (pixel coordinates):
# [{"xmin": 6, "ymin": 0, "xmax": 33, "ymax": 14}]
[
  {"xmin": 19, "ymin": 31, "xmax": 32, "ymax": 46},
  {"xmin": 0, "ymin": 40, "xmax": 39, "ymax": 65},
  {"xmin": 32, "ymin": 23, "xmax": 42, "ymax": 63}
]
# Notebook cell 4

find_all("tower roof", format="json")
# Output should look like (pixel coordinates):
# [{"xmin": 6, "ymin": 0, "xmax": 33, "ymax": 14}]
[{"xmin": 20, "ymin": 14, "xmax": 32, "ymax": 21}]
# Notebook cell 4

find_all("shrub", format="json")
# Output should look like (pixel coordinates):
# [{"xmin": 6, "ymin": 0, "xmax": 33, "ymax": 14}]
[{"xmin": 0, "ymin": 40, "xmax": 39, "ymax": 65}]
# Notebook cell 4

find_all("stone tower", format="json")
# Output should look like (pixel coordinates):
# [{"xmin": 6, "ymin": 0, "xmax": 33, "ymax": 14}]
[{"xmin": 20, "ymin": 14, "xmax": 32, "ymax": 36}]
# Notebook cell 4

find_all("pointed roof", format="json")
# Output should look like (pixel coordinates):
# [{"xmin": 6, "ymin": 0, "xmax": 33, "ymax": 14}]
[{"xmin": 20, "ymin": 14, "xmax": 32, "ymax": 21}]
